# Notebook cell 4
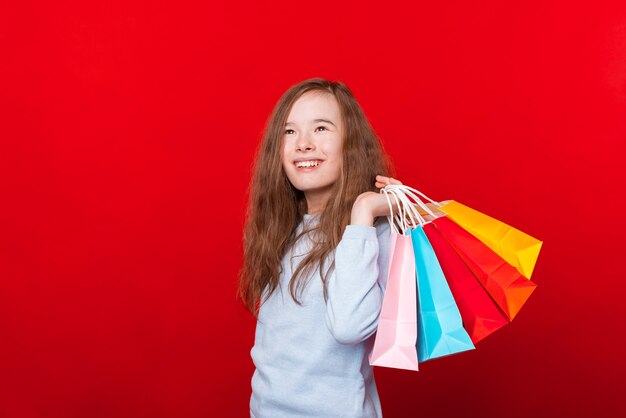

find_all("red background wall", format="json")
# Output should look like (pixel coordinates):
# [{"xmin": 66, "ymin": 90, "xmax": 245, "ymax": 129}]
[{"xmin": 1, "ymin": 1, "xmax": 625, "ymax": 417}]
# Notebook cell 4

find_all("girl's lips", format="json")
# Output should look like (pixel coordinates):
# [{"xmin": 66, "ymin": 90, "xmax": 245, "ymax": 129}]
[{"xmin": 295, "ymin": 161, "xmax": 323, "ymax": 171}]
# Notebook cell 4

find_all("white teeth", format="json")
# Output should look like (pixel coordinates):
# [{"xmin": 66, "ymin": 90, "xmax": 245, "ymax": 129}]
[{"xmin": 295, "ymin": 160, "xmax": 321, "ymax": 168}]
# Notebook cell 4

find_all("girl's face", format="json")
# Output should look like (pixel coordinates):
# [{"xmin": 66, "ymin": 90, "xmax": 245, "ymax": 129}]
[{"xmin": 282, "ymin": 92, "xmax": 344, "ymax": 213}]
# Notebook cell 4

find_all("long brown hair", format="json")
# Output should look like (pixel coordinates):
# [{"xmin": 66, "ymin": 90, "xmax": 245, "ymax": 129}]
[{"xmin": 238, "ymin": 78, "xmax": 395, "ymax": 317}]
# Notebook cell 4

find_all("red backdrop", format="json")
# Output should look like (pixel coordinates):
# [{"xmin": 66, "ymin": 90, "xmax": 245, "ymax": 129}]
[{"xmin": 1, "ymin": 1, "xmax": 625, "ymax": 417}]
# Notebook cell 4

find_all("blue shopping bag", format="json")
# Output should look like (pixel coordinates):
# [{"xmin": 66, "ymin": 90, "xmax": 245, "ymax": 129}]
[{"xmin": 411, "ymin": 225, "xmax": 475, "ymax": 362}]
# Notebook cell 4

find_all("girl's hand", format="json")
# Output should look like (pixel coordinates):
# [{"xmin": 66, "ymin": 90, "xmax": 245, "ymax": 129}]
[{"xmin": 350, "ymin": 175, "xmax": 403, "ymax": 226}]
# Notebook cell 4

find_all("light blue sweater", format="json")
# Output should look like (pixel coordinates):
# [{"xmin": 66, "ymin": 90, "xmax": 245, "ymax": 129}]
[{"xmin": 250, "ymin": 213, "xmax": 392, "ymax": 418}]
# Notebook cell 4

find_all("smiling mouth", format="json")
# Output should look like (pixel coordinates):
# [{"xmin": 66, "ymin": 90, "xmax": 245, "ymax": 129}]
[{"xmin": 294, "ymin": 160, "xmax": 323, "ymax": 170}]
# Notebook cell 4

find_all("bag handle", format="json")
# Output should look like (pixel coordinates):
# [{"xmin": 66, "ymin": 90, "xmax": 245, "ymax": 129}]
[
  {"xmin": 391, "ymin": 187, "xmax": 420, "ymax": 230},
  {"xmin": 384, "ymin": 184, "xmax": 441, "ymax": 219},
  {"xmin": 381, "ymin": 187, "xmax": 419, "ymax": 233},
  {"xmin": 387, "ymin": 187, "xmax": 415, "ymax": 232},
  {"xmin": 395, "ymin": 184, "xmax": 442, "ymax": 208},
  {"xmin": 385, "ymin": 186, "xmax": 426, "ymax": 229}
]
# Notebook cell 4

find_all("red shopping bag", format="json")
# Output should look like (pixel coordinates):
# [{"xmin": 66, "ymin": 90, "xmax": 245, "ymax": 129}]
[
  {"xmin": 432, "ymin": 217, "xmax": 537, "ymax": 321},
  {"xmin": 423, "ymin": 222, "xmax": 509, "ymax": 343}
]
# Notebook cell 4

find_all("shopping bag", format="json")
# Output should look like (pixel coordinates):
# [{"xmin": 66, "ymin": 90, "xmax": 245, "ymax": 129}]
[
  {"xmin": 386, "ymin": 187, "xmax": 474, "ymax": 361},
  {"xmin": 411, "ymin": 224, "xmax": 475, "ymax": 361},
  {"xmin": 433, "ymin": 216, "xmax": 537, "ymax": 321},
  {"xmin": 439, "ymin": 200, "xmax": 542, "ymax": 279},
  {"xmin": 423, "ymin": 222, "xmax": 509, "ymax": 344},
  {"xmin": 369, "ymin": 193, "xmax": 419, "ymax": 371}
]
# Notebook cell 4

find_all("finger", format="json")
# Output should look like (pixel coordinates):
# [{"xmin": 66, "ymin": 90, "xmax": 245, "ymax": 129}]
[
  {"xmin": 376, "ymin": 175, "xmax": 402, "ymax": 185},
  {"xmin": 383, "ymin": 177, "xmax": 402, "ymax": 184},
  {"xmin": 375, "ymin": 175, "xmax": 388, "ymax": 187}
]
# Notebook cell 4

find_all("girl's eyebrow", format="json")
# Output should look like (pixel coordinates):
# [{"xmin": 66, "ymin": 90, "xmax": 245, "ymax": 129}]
[{"xmin": 285, "ymin": 118, "xmax": 336, "ymax": 127}]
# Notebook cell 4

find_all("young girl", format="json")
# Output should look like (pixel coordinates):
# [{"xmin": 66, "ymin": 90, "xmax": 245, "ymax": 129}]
[{"xmin": 239, "ymin": 78, "xmax": 403, "ymax": 418}]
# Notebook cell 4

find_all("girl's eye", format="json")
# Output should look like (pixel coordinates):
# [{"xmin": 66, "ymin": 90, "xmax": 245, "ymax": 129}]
[{"xmin": 284, "ymin": 127, "xmax": 327, "ymax": 135}]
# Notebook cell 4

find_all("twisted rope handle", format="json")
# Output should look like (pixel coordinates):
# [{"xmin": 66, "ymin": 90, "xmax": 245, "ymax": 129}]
[
  {"xmin": 384, "ymin": 184, "xmax": 441, "ymax": 220},
  {"xmin": 387, "ymin": 187, "xmax": 426, "ymax": 229}
]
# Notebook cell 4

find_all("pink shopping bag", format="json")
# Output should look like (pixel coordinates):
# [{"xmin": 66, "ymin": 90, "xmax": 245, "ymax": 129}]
[{"xmin": 369, "ymin": 230, "xmax": 419, "ymax": 371}]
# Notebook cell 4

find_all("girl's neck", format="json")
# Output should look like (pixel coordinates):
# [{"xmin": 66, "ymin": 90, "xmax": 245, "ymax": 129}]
[{"xmin": 303, "ymin": 190, "xmax": 331, "ymax": 216}]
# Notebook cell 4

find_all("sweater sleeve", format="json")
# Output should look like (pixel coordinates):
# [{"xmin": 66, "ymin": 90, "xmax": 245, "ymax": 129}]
[{"xmin": 325, "ymin": 220, "xmax": 392, "ymax": 345}]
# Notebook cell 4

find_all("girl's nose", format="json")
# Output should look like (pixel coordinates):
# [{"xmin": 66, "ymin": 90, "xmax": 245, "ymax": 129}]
[{"xmin": 296, "ymin": 136, "xmax": 315, "ymax": 151}]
